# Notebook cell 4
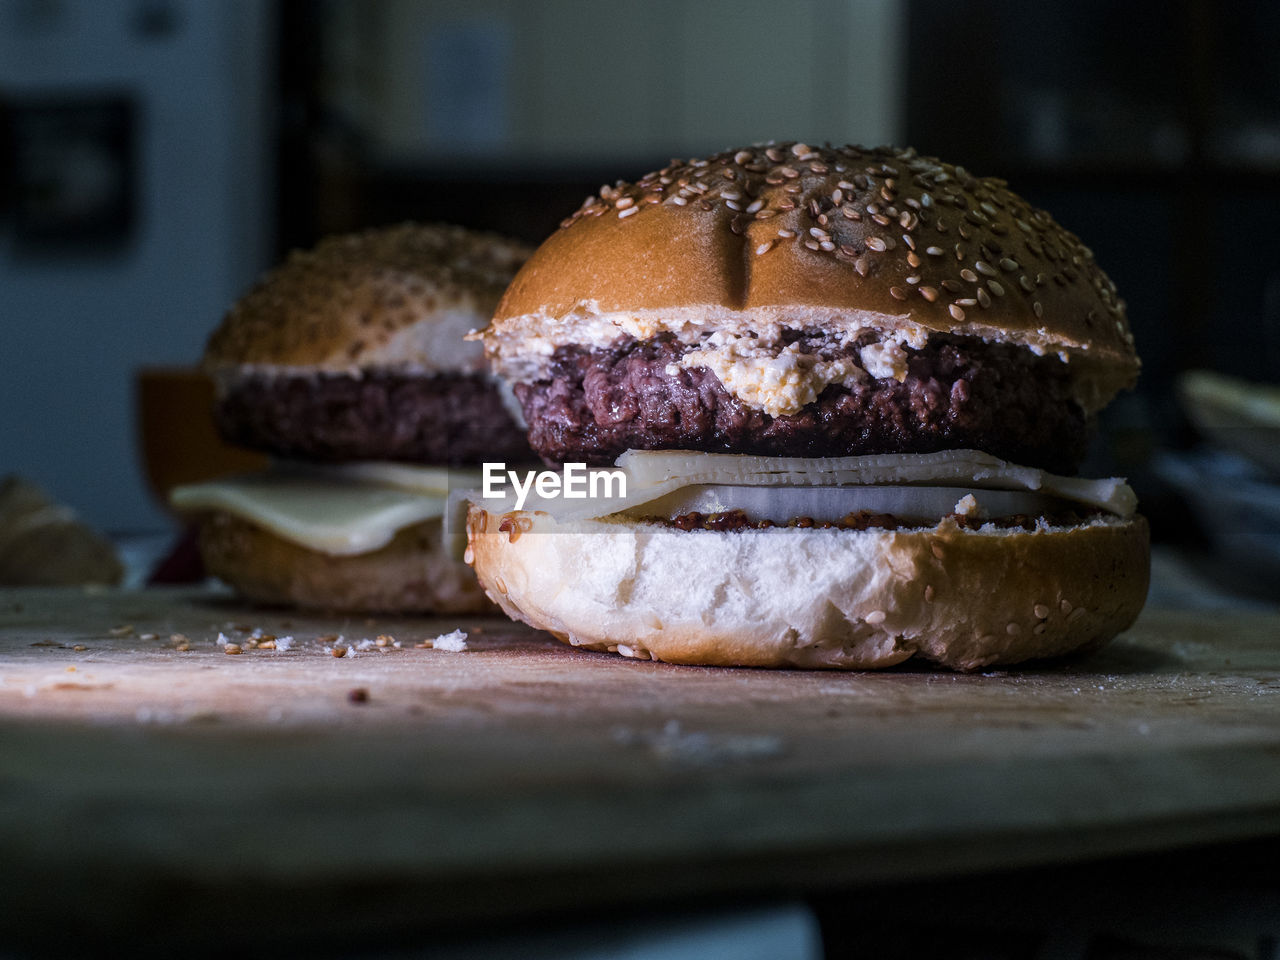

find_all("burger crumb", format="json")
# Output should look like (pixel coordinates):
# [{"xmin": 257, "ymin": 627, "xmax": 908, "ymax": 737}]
[
  {"xmin": 331, "ymin": 645, "xmax": 348, "ymax": 658},
  {"xmin": 427, "ymin": 630, "xmax": 469, "ymax": 652},
  {"xmin": 347, "ymin": 687, "xmax": 370, "ymax": 704},
  {"xmin": 72, "ymin": 644, "xmax": 87, "ymax": 652}
]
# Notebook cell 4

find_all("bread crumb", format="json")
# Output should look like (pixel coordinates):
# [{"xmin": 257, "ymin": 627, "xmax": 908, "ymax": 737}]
[
  {"xmin": 109, "ymin": 624, "xmax": 134, "ymax": 637},
  {"xmin": 216, "ymin": 632, "xmax": 234, "ymax": 648},
  {"xmin": 272, "ymin": 635, "xmax": 294, "ymax": 652},
  {"xmin": 430, "ymin": 630, "xmax": 469, "ymax": 652},
  {"xmin": 223, "ymin": 643, "xmax": 242, "ymax": 655},
  {"xmin": 72, "ymin": 644, "xmax": 87, "ymax": 652}
]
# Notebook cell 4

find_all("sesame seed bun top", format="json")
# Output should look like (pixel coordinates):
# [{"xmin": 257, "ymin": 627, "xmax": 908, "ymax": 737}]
[
  {"xmin": 485, "ymin": 143, "xmax": 1139, "ymax": 414},
  {"xmin": 206, "ymin": 223, "xmax": 532, "ymax": 374}
]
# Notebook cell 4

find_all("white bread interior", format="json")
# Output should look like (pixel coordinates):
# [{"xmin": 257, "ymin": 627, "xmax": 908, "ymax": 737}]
[{"xmin": 466, "ymin": 507, "xmax": 1149, "ymax": 671}]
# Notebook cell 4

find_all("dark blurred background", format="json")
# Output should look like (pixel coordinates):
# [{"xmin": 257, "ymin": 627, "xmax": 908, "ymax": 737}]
[{"xmin": 4, "ymin": 0, "xmax": 1279, "ymax": 590}]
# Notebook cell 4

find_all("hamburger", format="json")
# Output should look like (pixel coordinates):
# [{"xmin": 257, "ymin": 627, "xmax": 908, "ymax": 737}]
[
  {"xmin": 466, "ymin": 143, "xmax": 1149, "ymax": 670},
  {"xmin": 171, "ymin": 223, "xmax": 532, "ymax": 613}
]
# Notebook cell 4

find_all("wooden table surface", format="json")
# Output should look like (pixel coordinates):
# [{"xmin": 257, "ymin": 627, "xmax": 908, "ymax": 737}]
[{"xmin": 1, "ymin": 587, "xmax": 1278, "ymax": 949}]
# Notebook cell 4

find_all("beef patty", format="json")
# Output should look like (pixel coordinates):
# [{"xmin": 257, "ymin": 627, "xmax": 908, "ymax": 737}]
[
  {"xmin": 516, "ymin": 335, "xmax": 1088, "ymax": 474},
  {"xmin": 215, "ymin": 371, "xmax": 529, "ymax": 465}
]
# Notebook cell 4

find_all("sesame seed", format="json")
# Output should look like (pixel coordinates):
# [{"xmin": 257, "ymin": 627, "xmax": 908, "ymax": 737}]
[
  {"xmin": 988, "ymin": 280, "xmax": 1005, "ymax": 296},
  {"xmin": 960, "ymin": 268, "xmax": 978, "ymax": 282},
  {"xmin": 804, "ymin": 239, "xmax": 820, "ymax": 250},
  {"xmin": 791, "ymin": 142, "xmax": 811, "ymax": 157},
  {"xmin": 905, "ymin": 275, "xmax": 921, "ymax": 284},
  {"xmin": 924, "ymin": 584, "xmax": 935, "ymax": 602},
  {"xmin": 832, "ymin": 188, "xmax": 844, "ymax": 204},
  {"xmin": 724, "ymin": 199, "xmax": 741, "ymax": 211},
  {"xmin": 865, "ymin": 609, "xmax": 887, "ymax": 625},
  {"xmin": 865, "ymin": 236, "xmax": 887, "ymax": 252},
  {"xmin": 819, "ymin": 240, "xmax": 835, "ymax": 251},
  {"xmin": 1033, "ymin": 604, "xmax": 1050, "ymax": 619},
  {"xmin": 919, "ymin": 286, "xmax": 939, "ymax": 301},
  {"xmin": 734, "ymin": 150, "xmax": 752, "ymax": 164},
  {"xmin": 615, "ymin": 196, "xmax": 634, "ymax": 210},
  {"xmin": 1019, "ymin": 275, "xmax": 1035, "ymax": 291},
  {"xmin": 777, "ymin": 228, "xmax": 796, "ymax": 238},
  {"xmin": 1033, "ymin": 301, "xmax": 1043, "ymax": 318},
  {"xmin": 925, "ymin": 246, "xmax": 944, "ymax": 256},
  {"xmin": 975, "ymin": 260, "xmax": 997, "ymax": 276},
  {"xmin": 1006, "ymin": 622, "xmax": 1022, "ymax": 636},
  {"xmin": 779, "ymin": 166, "xmax": 799, "ymax": 179},
  {"xmin": 907, "ymin": 252, "xmax": 921, "ymax": 267},
  {"xmin": 977, "ymin": 288, "xmax": 991, "ymax": 308},
  {"xmin": 854, "ymin": 257, "xmax": 870, "ymax": 276},
  {"xmin": 809, "ymin": 227, "xmax": 829, "ymax": 239},
  {"xmin": 1000, "ymin": 257, "xmax": 1019, "ymax": 271},
  {"xmin": 671, "ymin": 196, "xmax": 688, "ymax": 206},
  {"xmin": 956, "ymin": 298, "xmax": 977, "ymax": 306},
  {"xmin": 618, "ymin": 206, "xmax": 638, "ymax": 219},
  {"xmin": 890, "ymin": 286, "xmax": 908, "ymax": 300},
  {"xmin": 949, "ymin": 303, "xmax": 966, "ymax": 321},
  {"xmin": 746, "ymin": 198, "xmax": 764, "ymax": 213},
  {"xmin": 755, "ymin": 240, "xmax": 774, "ymax": 255}
]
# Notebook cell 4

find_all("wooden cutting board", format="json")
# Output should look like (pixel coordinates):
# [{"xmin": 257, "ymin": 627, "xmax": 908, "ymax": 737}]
[{"xmin": 1, "ymin": 587, "xmax": 1278, "ymax": 948}]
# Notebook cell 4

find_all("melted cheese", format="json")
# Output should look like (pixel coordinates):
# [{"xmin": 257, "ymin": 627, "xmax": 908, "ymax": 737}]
[{"xmin": 170, "ymin": 473, "xmax": 446, "ymax": 556}]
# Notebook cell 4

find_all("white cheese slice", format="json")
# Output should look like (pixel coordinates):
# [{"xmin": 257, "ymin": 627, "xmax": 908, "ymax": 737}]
[
  {"xmin": 281, "ymin": 460, "xmax": 477, "ymax": 495},
  {"xmin": 470, "ymin": 449, "xmax": 1137, "ymax": 522},
  {"xmin": 170, "ymin": 473, "xmax": 446, "ymax": 556}
]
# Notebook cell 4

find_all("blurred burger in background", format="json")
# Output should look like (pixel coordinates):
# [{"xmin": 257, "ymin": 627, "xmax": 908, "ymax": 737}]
[{"xmin": 172, "ymin": 223, "xmax": 532, "ymax": 613}]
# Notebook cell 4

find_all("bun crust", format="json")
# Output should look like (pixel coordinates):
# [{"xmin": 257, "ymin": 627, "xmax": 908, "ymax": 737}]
[
  {"xmin": 488, "ymin": 144, "xmax": 1138, "ymax": 411},
  {"xmin": 465, "ymin": 507, "xmax": 1149, "ymax": 671},
  {"xmin": 200, "ymin": 512, "xmax": 491, "ymax": 614},
  {"xmin": 206, "ymin": 223, "xmax": 531, "ymax": 374}
]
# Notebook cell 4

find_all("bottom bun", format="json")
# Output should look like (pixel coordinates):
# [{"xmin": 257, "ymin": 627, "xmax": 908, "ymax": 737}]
[
  {"xmin": 465, "ymin": 508, "xmax": 1150, "ymax": 671},
  {"xmin": 200, "ymin": 512, "xmax": 490, "ymax": 614}
]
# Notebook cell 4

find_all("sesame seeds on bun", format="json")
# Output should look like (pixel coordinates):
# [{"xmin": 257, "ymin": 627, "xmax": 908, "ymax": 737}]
[{"xmin": 207, "ymin": 223, "xmax": 532, "ymax": 375}]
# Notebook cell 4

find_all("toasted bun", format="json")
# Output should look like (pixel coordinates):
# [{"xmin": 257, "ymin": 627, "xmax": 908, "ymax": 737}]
[
  {"xmin": 485, "ymin": 143, "xmax": 1137, "ymax": 413},
  {"xmin": 465, "ymin": 507, "xmax": 1149, "ymax": 671},
  {"xmin": 200, "ymin": 512, "xmax": 491, "ymax": 614},
  {"xmin": 206, "ymin": 223, "xmax": 532, "ymax": 375}
]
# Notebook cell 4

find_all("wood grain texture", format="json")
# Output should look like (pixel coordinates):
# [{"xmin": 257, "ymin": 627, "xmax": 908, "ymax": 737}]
[{"xmin": 1, "ymin": 587, "xmax": 1278, "ymax": 949}]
